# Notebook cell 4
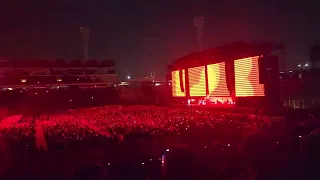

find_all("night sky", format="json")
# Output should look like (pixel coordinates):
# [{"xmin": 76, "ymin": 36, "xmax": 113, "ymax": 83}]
[{"xmin": 0, "ymin": 0, "xmax": 319, "ymax": 80}]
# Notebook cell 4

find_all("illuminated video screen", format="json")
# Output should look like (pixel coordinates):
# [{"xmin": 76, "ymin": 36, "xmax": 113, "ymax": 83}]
[
  {"xmin": 234, "ymin": 56, "xmax": 265, "ymax": 97},
  {"xmin": 188, "ymin": 66, "xmax": 206, "ymax": 97},
  {"xmin": 171, "ymin": 70, "xmax": 186, "ymax": 97},
  {"xmin": 207, "ymin": 62, "xmax": 230, "ymax": 97}
]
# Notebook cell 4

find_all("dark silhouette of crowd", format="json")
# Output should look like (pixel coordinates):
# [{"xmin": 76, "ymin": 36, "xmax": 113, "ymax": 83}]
[{"xmin": 0, "ymin": 87, "xmax": 319, "ymax": 179}]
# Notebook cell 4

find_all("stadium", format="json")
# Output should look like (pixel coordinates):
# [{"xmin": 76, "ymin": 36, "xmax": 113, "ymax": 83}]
[
  {"xmin": 0, "ymin": 59, "xmax": 117, "ymax": 87},
  {"xmin": 168, "ymin": 42, "xmax": 283, "ymax": 108}
]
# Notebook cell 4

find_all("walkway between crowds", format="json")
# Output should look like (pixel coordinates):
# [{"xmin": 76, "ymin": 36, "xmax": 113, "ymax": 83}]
[
  {"xmin": 35, "ymin": 119, "xmax": 48, "ymax": 151},
  {"xmin": 0, "ymin": 115, "xmax": 22, "ymax": 126},
  {"xmin": 80, "ymin": 119, "xmax": 112, "ymax": 138}
]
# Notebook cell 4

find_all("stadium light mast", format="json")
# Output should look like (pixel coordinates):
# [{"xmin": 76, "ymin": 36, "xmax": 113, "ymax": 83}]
[
  {"xmin": 193, "ymin": 16, "xmax": 205, "ymax": 51},
  {"xmin": 80, "ymin": 26, "xmax": 91, "ymax": 62}
]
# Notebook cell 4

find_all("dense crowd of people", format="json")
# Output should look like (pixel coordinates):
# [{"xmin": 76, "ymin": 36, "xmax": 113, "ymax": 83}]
[{"xmin": 0, "ymin": 105, "xmax": 318, "ymax": 179}]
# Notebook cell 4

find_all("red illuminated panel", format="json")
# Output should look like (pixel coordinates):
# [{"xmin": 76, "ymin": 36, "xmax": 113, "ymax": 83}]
[
  {"xmin": 207, "ymin": 62, "xmax": 230, "ymax": 97},
  {"xmin": 189, "ymin": 66, "xmax": 206, "ymax": 97},
  {"xmin": 171, "ymin": 70, "xmax": 186, "ymax": 97},
  {"xmin": 234, "ymin": 56, "xmax": 265, "ymax": 97}
]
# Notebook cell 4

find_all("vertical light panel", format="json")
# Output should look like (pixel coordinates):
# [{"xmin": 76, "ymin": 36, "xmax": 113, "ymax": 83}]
[
  {"xmin": 189, "ymin": 66, "xmax": 206, "ymax": 97},
  {"xmin": 234, "ymin": 56, "xmax": 265, "ymax": 97},
  {"xmin": 207, "ymin": 62, "xmax": 230, "ymax": 97},
  {"xmin": 171, "ymin": 70, "xmax": 186, "ymax": 97}
]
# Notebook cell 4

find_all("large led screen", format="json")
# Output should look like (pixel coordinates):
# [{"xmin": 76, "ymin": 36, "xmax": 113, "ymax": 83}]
[
  {"xmin": 171, "ymin": 70, "xmax": 186, "ymax": 97},
  {"xmin": 207, "ymin": 62, "xmax": 230, "ymax": 97},
  {"xmin": 188, "ymin": 66, "xmax": 206, "ymax": 97},
  {"xmin": 234, "ymin": 56, "xmax": 265, "ymax": 97}
]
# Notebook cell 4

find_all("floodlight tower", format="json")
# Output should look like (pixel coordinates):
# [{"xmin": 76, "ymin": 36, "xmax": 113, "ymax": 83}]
[
  {"xmin": 80, "ymin": 26, "xmax": 91, "ymax": 62},
  {"xmin": 193, "ymin": 16, "xmax": 205, "ymax": 51}
]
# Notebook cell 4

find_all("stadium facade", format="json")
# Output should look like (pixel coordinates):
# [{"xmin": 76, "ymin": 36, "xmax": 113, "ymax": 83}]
[{"xmin": 0, "ymin": 59, "xmax": 117, "ymax": 88}]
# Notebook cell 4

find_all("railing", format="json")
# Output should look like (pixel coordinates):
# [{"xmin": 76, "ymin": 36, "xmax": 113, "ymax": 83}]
[{"xmin": 0, "ymin": 67, "xmax": 117, "ymax": 76}]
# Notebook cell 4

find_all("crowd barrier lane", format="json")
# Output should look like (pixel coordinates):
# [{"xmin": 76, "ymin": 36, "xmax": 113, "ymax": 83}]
[
  {"xmin": 80, "ymin": 120, "xmax": 112, "ymax": 138},
  {"xmin": 0, "ymin": 115, "xmax": 22, "ymax": 125},
  {"xmin": 0, "ymin": 107, "xmax": 8, "ymax": 120}
]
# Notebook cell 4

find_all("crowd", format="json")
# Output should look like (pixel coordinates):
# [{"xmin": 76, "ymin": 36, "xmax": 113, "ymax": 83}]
[{"xmin": 0, "ymin": 105, "xmax": 318, "ymax": 179}]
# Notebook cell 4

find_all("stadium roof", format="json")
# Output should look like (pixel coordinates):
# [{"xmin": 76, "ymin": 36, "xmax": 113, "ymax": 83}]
[{"xmin": 171, "ymin": 42, "xmax": 284, "ymax": 70}]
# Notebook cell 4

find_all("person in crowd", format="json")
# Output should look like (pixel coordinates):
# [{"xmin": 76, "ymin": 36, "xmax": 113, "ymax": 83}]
[
  {"xmin": 242, "ymin": 133, "xmax": 281, "ymax": 180},
  {"xmin": 162, "ymin": 146, "xmax": 200, "ymax": 180},
  {"xmin": 72, "ymin": 163, "xmax": 105, "ymax": 180},
  {"xmin": 301, "ymin": 129, "xmax": 320, "ymax": 180}
]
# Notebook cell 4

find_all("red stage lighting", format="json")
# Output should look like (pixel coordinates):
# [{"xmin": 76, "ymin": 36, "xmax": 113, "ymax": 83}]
[
  {"xmin": 188, "ymin": 66, "xmax": 206, "ymax": 97},
  {"xmin": 234, "ymin": 56, "xmax": 265, "ymax": 97},
  {"xmin": 207, "ymin": 62, "xmax": 230, "ymax": 97},
  {"xmin": 171, "ymin": 70, "xmax": 186, "ymax": 97}
]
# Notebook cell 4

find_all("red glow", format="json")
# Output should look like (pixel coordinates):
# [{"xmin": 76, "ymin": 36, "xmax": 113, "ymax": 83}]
[
  {"xmin": 171, "ymin": 70, "xmax": 186, "ymax": 97},
  {"xmin": 207, "ymin": 62, "xmax": 230, "ymax": 97},
  {"xmin": 188, "ymin": 97, "xmax": 234, "ymax": 106},
  {"xmin": 171, "ymin": 55, "xmax": 265, "ymax": 101},
  {"xmin": 207, "ymin": 97, "xmax": 234, "ymax": 104},
  {"xmin": 188, "ymin": 66, "xmax": 206, "ymax": 97},
  {"xmin": 234, "ymin": 56, "xmax": 265, "ymax": 97}
]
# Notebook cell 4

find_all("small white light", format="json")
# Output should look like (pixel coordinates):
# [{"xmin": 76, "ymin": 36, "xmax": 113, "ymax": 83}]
[
  {"xmin": 166, "ymin": 149, "xmax": 169, "ymax": 152},
  {"xmin": 227, "ymin": 144, "xmax": 230, "ymax": 147},
  {"xmin": 91, "ymin": 97, "xmax": 94, "ymax": 99},
  {"xmin": 141, "ymin": 162, "xmax": 144, "ymax": 165},
  {"xmin": 149, "ymin": 159, "xmax": 152, "ymax": 161},
  {"xmin": 107, "ymin": 163, "xmax": 111, "ymax": 166},
  {"xmin": 299, "ymin": 135, "xmax": 302, "ymax": 138},
  {"xmin": 69, "ymin": 99, "xmax": 72, "ymax": 102},
  {"xmin": 127, "ymin": 76, "xmax": 131, "ymax": 80},
  {"xmin": 305, "ymin": 63, "xmax": 308, "ymax": 67}
]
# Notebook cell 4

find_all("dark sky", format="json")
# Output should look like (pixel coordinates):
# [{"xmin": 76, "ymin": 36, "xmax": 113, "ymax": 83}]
[{"xmin": 0, "ymin": 0, "xmax": 319, "ymax": 80}]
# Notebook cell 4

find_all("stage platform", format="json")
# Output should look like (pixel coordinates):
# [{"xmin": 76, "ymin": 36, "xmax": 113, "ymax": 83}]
[{"xmin": 168, "ymin": 104, "xmax": 285, "ymax": 119}]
